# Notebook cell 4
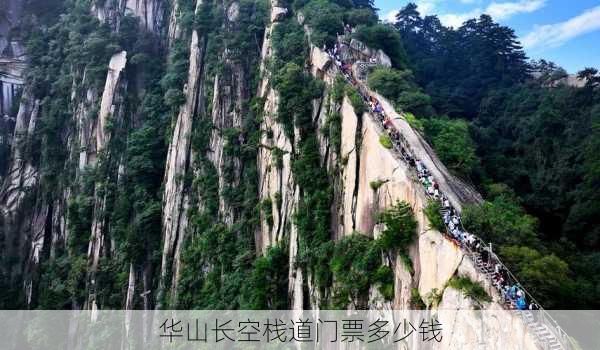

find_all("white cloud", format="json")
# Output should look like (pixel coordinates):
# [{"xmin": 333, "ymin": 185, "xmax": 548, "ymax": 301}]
[
  {"xmin": 416, "ymin": 0, "xmax": 439, "ymax": 15},
  {"xmin": 521, "ymin": 5, "xmax": 600, "ymax": 50},
  {"xmin": 383, "ymin": 0, "xmax": 547, "ymax": 28},
  {"xmin": 438, "ymin": 0, "xmax": 546, "ymax": 28},
  {"xmin": 381, "ymin": 0, "xmax": 441, "ymax": 23},
  {"xmin": 440, "ymin": 9, "xmax": 481, "ymax": 28},
  {"xmin": 486, "ymin": 0, "xmax": 546, "ymax": 21},
  {"xmin": 383, "ymin": 9, "xmax": 399, "ymax": 23}
]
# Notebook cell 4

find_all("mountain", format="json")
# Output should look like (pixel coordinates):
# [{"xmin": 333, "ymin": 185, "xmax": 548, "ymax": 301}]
[{"xmin": 0, "ymin": 2, "xmax": 597, "ymax": 346}]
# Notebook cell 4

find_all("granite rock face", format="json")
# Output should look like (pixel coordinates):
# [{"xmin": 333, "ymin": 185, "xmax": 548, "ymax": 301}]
[{"xmin": 0, "ymin": 7, "xmax": 551, "ymax": 349}]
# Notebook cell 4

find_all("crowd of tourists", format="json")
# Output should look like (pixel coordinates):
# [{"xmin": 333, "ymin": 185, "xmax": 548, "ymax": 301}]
[{"xmin": 326, "ymin": 40, "xmax": 540, "ymax": 312}]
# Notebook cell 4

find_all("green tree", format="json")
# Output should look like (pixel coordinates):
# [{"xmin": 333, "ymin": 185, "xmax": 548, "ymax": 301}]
[
  {"xmin": 345, "ymin": 8, "xmax": 378, "ymax": 27},
  {"xmin": 330, "ymin": 234, "xmax": 381, "ymax": 309},
  {"xmin": 246, "ymin": 244, "xmax": 289, "ymax": 309},
  {"xmin": 302, "ymin": 0, "xmax": 344, "ymax": 48},
  {"xmin": 377, "ymin": 201, "xmax": 418, "ymax": 252},
  {"xmin": 462, "ymin": 194, "xmax": 539, "ymax": 247},
  {"xmin": 500, "ymin": 246, "xmax": 575, "ymax": 308},
  {"xmin": 368, "ymin": 67, "xmax": 433, "ymax": 116},
  {"xmin": 368, "ymin": 67, "xmax": 414, "ymax": 100},
  {"xmin": 354, "ymin": 24, "xmax": 409, "ymax": 68},
  {"xmin": 424, "ymin": 200, "xmax": 445, "ymax": 232},
  {"xmin": 423, "ymin": 117, "xmax": 478, "ymax": 176}
]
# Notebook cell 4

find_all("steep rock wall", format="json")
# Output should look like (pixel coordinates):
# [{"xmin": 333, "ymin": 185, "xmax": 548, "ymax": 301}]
[
  {"xmin": 256, "ymin": 1, "xmax": 314, "ymax": 309},
  {"xmin": 434, "ymin": 288, "xmax": 538, "ymax": 350},
  {"xmin": 0, "ymin": 8, "xmax": 551, "ymax": 347},
  {"xmin": 159, "ymin": 28, "xmax": 205, "ymax": 305},
  {"xmin": 253, "ymin": 11, "xmax": 539, "ymax": 346},
  {"xmin": 373, "ymin": 91, "xmax": 482, "ymax": 211},
  {"xmin": 87, "ymin": 51, "xmax": 129, "ymax": 309},
  {"xmin": 0, "ymin": 0, "xmax": 24, "ymax": 57},
  {"xmin": 0, "ymin": 0, "xmax": 25, "ymax": 180},
  {"xmin": 93, "ymin": 0, "xmax": 164, "ymax": 33},
  {"xmin": 0, "ymin": 0, "xmax": 172, "ymax": 308},
  {"xmin": 157, "ymin": 0, "xmax": 270, "ymax": 308},
  {"xmin": 0, "ymin": 89, "xmax": 40, "ymax": 291}
]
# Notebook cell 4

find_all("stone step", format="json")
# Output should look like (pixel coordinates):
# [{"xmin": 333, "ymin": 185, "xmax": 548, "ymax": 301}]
[
  {"xmin": 548, "ymin": 342, "xmax": 563, "ymax": 350},
  {"xmin": 536, "ymin": 331, "xmax": 554, "ymax": 340},
  {"xmin": 523, "ymin": 316, "xmax": 536, "ymax": 324}
]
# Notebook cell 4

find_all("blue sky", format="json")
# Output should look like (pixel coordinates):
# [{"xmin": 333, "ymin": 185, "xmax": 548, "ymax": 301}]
[{"xmin": 375, "ymin": 0, "xmax": 600, "ymax": 73}]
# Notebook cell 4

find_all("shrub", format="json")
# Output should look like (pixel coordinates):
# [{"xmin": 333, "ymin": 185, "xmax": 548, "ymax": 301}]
[
  {"xmin": 164, "ymin": 88, "xmax": 186, "ymax": 108},
  {"xmin": 247, "ymin": 244, "xmax": 290, "ymax": 309},
  {"xmin": 399, "ymin": 251, "xmax": 414, "ymax": 275},
  {"xmin": 499, "ymin": 246, "xmax": 575, "ymax": 308},
  {"xmin": 397, "ymin": 90, "xmax": 433, "ymax": 116},
  {"xmin": 322, "ymin": 111, "xmax": 342, "ymax": 155},
  {"xmin": 424, "ymin": 288, "xmax": 443, "ymax": 307},
  {"xmin": 273, "ymin": 62, "xmax": 324, "ymax": 137},
  {"xmin": 271, "ymin": 147, "xmax": 285, "ymax": 169},
  {"xmin": 271, "ymin": 19, "xmax": 306, "ymax": 72},
  {"xmin": 345, "ymin": 9, "xmax": 378, "ymax": 27},
  {"xmin": 368, "ymin": 67, "xmax": 434, "ymax": 116},
  {"xmin": 354, "ymin": 24, "xmax": 409, "ymax": 68},
  {"xmin": 330, "ymin": 234, "xmax": 384, "ymax": 309},
  {"xmin": 369, "ymin": 179, "xmax": 386, "ymax": 190},
  {"xmin": 404, "ymin": 112, "xmax": 424, "ymax": 132},
  {"xmin": 344, "ymin": 85, "xmax": 365, "ymax": 115},
  {"xmin": 410, "ymin": 288, "xmax": 426, "ymax": 309},
  {"xmin": 274, "ymin": 192, "xmax": 282, "ymax": 209},
  {"xmin": 331, "ymin": 75, "xmax": 346, "ymax": 104},
  {"xmin": 301, "ymin": 0, "xmax": 344, "ymax": 48},
  {"xmin": 424, "ymin": 200, "xmax": 446, "ymax": 232},
  {"xmin": 373, "ymin": 265, "xmax": 395, "ymax": 301},
  {"xmin": 261, "ymin": 198, "xmax": 274, "ymax": 228},
  {"xmin": 379, "ymin": 134, "xmax": 393, "ymax": 149},
  {"xmin": 423, "ymin": 117, "xmax": 479, "ymax": 177},
  {"xmin": 368, "ymin": 67, "xmax": 413, "ymax": 100},
  {"xmin": 462, "ymin": 195, "xmax": 539, "ymax": 247},
  {"xmin": 377, "ymin": 201, "xmax": 417, "ymax": 252},
  {"xmin": 446, "ymin": 276, "xmax": 492, "ymax": 303}
]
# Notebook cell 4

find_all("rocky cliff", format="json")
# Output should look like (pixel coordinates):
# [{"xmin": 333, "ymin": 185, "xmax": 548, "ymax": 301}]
[
  {"xmin": 0, "ymin": 0, "xmax": 25, "ymax": 188},
  {"xmin": 0, "ymin": 2, "xmax": 547, "ymax": 348}
]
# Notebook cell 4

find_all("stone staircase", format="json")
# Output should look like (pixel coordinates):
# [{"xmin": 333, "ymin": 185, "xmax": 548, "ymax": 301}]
[
  {"xmin": 470, "ymin": 251, "xmax": 565, "ymax": 350},
  {"xmin": 520, "ymin": 312, "xmax": 565, "ymax": 350}
]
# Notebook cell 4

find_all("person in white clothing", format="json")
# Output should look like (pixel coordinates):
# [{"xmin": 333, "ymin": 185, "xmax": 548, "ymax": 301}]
[
  {"xmin": 452, "ymin": 216, "xmax": 459, "ymax": 225},
  {"xmin": 516, "ymin": 289, "xmax": 524, "ymax": 299}
]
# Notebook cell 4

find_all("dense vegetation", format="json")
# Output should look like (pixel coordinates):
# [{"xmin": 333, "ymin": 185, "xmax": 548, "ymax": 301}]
[
  {"xmin": 1, "ymin": 0, "xmax": 597, "ymax": 312},
  {"xmin": 331, "ymin": 201, "xmax": 417, "ymax": 308},
  {"xmin": 392, "ymin": 3, "xmax": 600, "ymax": 309},
  {"xmin": 446, "ymin": 276, "xmax": 491, "ymax": 304},
  {"xmin": 1, "ymin": 0, "xmax": 165, "ymax": 309},
  {"xmin": 268, "ymin": 2, "xmax": 419, "ymax": 309},
  {"xmin": 173, "ymin": 0, "xmax": 270, "ymax": 309}
]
